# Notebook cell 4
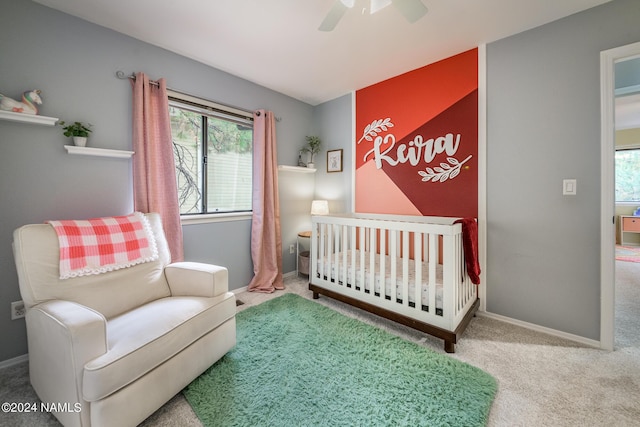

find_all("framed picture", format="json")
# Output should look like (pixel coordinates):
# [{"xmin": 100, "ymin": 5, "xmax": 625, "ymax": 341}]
[{"xmin": 327, "ymin": 149, "xmax": 343, "ymax": 173}]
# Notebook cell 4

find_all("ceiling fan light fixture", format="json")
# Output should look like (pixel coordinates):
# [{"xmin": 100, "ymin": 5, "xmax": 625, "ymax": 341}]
[
  {"xmin": 319, "ymin": 0, "xmax": 427, "ymax": 32},
  {"xmin": 392, "ymin": 0, "xmax": 428, "ymax": 23},
  {"xmin": 370, "ymin": 0, "xmax": 392, "ymax": 14}
]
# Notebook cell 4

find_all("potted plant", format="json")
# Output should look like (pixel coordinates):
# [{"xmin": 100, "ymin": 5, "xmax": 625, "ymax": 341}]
[
  {"xmin": 301, "ymin": 136, "xmax": 321, "ymax": 168},
  {"xmin": 59, "ymin": 121, "xmax": 92, "ymax": 147}
]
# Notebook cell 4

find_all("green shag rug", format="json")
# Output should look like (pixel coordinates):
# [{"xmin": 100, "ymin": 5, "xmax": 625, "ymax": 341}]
[{"xmin": 183, "ymin": 293, "xmax": 497, "ymax": 427}]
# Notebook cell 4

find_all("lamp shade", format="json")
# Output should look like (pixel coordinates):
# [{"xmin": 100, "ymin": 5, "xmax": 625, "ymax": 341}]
[{"xmin": 310, "ymin": 200, "xmax": 329, "ymax": 215}]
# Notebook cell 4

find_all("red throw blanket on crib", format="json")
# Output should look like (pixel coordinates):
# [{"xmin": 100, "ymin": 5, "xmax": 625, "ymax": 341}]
[
  {"xmin": 47, "ymin": 212, "xmax": 158, "ymax": 279},
  {"xmin": 454, "ymin": 218, "xmax": 481, "ymax": 285}
]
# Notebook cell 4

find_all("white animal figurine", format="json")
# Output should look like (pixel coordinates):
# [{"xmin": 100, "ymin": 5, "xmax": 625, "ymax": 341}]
[{"xmin": 0, "ymin": 90, "xmax": 42, "ymax": 115}]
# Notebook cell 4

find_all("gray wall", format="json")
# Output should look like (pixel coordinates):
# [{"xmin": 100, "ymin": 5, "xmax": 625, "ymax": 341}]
[
  {"xmin": 486, "ymin": 0, "xmax": 640, "ymax": 339},
  {"xmin": 313, "ymin": 93, "xmax": 354, "ymax": 214},
  {"xmin": 276, "ymin": 93, "xmax": 354, "ymax": 274},
  {"xmin": 279, "ymin": 169, "xmax": 316, "ymax": 273},
  {"xmin": 0, "ymin": 0, "xmax": 313, "ymax": 362}
]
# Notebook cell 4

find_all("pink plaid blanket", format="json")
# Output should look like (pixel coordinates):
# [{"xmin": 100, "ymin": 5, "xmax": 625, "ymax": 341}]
[{"xmin": 47, "ymin": 212, "xmax": 159, "ymax": 279}]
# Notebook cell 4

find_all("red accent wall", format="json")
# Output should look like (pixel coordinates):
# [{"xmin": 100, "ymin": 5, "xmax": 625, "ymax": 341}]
[{"xmin": 355, "ymin": 48, "xmax": 478, "ymax": 218}]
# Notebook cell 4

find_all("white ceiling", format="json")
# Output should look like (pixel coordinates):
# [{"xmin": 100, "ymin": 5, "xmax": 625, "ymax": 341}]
[{"xmin": 34, "ymin": 0, "xmax": 612, "ymax": 106}]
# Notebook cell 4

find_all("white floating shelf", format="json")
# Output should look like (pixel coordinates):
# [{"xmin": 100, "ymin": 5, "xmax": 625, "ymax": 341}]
[
  {"xmin": 0, "ymin": 110, "xmax": 58, "ymax": 126},
  {"xmin": 64, "ymin": 145, "xmax": 134, "ymax": 159},
  {"xmin": 278, "ymin": 165, "xmax": 316, "ymax": 173}
]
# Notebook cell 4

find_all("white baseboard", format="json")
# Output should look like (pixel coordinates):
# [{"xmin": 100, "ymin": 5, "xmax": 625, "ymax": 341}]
[
  {"xmin": 0, "ymin": 353, "xmax": 28, "ymax": 369},
  {"xmin": 232, "ymin": 271, "xmax": 298, "ymax": 295},
  {"xmin": 282, "ymin": 271, "xmax": 297, "ymax": 279},
  {"xmin": 478, "ymin": 310, "xmax": 602, "ymax": 349},
  {"xmin": 232, "ymin": 285, "xmax": 248, "ymax": 294}
]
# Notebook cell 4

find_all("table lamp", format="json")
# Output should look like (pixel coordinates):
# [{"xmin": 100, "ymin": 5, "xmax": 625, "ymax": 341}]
[{"xmin": 311, "ymin": 200, "xmax": 329, "ymax": 215}]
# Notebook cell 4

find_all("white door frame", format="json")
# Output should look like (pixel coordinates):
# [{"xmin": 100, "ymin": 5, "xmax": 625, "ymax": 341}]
[{"xmin": 600, "ymin": 41, "xmax": 640, "ymax": 351}]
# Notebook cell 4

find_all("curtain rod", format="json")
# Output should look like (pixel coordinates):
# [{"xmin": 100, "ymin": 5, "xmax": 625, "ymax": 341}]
[
  {"xmin": 115, "ymin": 70, "xmax": 281, "ymax": 122},
  {"xmin": 116, "ymin": 70, "xmax": 159, "ymax": 86}
]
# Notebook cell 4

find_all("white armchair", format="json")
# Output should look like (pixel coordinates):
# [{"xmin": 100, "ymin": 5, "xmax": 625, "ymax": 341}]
[{"xmin": 13, "ymin": 213, "xmax": 236, "ymax": 427}]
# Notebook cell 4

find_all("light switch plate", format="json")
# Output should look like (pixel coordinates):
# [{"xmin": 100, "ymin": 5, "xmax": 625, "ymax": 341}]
[{"xmin": 563, "ymin": 179, "xmax": 577, "ymax": 195}]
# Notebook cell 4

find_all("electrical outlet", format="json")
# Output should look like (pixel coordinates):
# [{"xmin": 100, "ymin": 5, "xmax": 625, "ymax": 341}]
[
  {"xmin": 289, "ymin": 244, "xmax": 295, "ymax": 254},
  {"xmin": 11, "ymin": 301, "xmax": 25, "ymax": 320}
]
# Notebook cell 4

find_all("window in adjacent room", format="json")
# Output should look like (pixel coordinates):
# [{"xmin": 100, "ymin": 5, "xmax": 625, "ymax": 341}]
[
  {"xmin": 168, "ymin": 91, "xmax": 253, "ymax": 216},
  {"xmin": 615, "ymin": 147, "xmax": 640, "ymax": 202}
]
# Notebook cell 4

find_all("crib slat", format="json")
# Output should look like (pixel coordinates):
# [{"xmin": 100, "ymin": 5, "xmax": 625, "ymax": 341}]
[
  {"xmin": 460, "ymin": 234, "xmax": 464, "ymax": 303},
  {"xmin": 390, "ymin": 229, "xmax": 397, "ymax": 303},
  {"xmin": 442, "ymin": 233, "xmax": 454, "ymax": 325},
  {"xmin": 331, "ymin": 224, "xmax": 335, "ymax": 276},
  {"xmin": 428, "ymin": 233, "xmax": 437, "ymax": 315},
  {"xmin": 311, "ymin": 222, "xmax": 317, "ymax": 280},
  {"xmin": 459, "ymin": 234, "xmax": 466, "ymax": 310},
  {"xmin": 333, "ymin": 225, "xmax": 340, "ymax": 284},
  {"xmin": 379, "ymin": 228, "xmax": 386, "ymax": 301},
  {"xmin": 341, "ymin": 225, "xmax": 348, "ymax": 286},
  {"xmin": 369, "ymin": 227, "xmax": 376, "ymax": 295},
  {"xmin": 319, "ymin": 223, "xmax": 326, "ymax": 281},
  {"xmin": 402, "ymin": 230, "xmax": 409, "ymax": 307},
  {"xmin": 350, "ymin": 226, "xmax": 357, "ymax": 288},
  {"xmin": 358, "ymin": 226, "xmax": 365, "ymax": 292},
  {"xmin": 453, "ymin": 232, "xmax": 460, "ymax": 313},
  {"xmin": 414, "ymin": 231, "xmax": 422, "ymax": 312}
]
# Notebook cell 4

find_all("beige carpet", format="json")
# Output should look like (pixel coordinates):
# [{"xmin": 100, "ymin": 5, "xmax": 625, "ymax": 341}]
[{"xmin": 2, "ymin": 264, "xmax": 640, "ymax": 426}]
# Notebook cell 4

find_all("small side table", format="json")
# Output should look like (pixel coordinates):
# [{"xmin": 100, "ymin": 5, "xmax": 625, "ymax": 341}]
[
  {"xmin": 296, "ymin": 231, "xmax": 311, "ymax": 276},
  {"xmin": 620, "ymin": 215, "xmax": 640, "ymax": 246}
]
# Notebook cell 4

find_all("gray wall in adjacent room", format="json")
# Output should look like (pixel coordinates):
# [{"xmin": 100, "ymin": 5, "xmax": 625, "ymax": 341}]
[
  {"xmin": 615, "ymin": 57, "xmax": 640, "ymax": 89},
  {"xmin": 486, "ymin": 0, "xmax": 640, "ymax": 340},
  {"xmin": 0, "ymin": 0, "xmax": 313, "ymax": 362}
]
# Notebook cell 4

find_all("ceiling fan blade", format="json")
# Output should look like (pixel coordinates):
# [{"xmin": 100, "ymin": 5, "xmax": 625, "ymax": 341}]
[
  {"xmin": 370, "ymin": 0, "xmax": 392, "ymax": 14},
  {"xmin": 318, "ymin": 1, "xmax": 349, "ymax": 32},
  {"xmin": 392, "ymin": 0, "xmax": 428, "ymax": 23}
]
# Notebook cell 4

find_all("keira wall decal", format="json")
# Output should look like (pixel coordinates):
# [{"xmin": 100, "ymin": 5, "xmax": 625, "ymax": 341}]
[{"xmin": 355, "ymin": 48, "xmax": 478, "ymax": 218}]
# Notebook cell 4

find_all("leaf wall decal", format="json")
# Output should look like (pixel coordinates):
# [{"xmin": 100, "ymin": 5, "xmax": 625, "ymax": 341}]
[{"xmin": 418, "ymin": 155, "xmax": 472, "ymax": 183}]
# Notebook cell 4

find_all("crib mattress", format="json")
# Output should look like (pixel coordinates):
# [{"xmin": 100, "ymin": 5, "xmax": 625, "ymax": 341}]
[{"xmin": 316, "ymin": 250, "xmax": 444, "ymax": 312}]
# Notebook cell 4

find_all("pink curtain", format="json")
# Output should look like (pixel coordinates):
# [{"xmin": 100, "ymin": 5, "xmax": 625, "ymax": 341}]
[
  {"xmin": 131, "ymin": 72, "xmax": 184, "ymax": 262},
  {"xmin": 248, "ymin": 110, "xmax": 283, "ymax": 293}
]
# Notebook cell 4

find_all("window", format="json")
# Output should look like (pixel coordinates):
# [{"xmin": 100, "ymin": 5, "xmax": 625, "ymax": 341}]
[
  {"xmin": 168, "ymin": 91, "xmax": 253, "ymax": 216},
  {"xmin": 615, "ymin": 147, "xmax": 640, "ymax": 202}
]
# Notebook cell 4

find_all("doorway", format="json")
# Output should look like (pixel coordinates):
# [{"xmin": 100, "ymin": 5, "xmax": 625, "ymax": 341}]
[{"xmin": 600, "ymin": 41, "xmax": 640, "ymax": 351}]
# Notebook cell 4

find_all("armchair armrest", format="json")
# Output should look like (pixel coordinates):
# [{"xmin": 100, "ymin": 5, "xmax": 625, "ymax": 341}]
[
  {"xmin": 26, "ymin": 300, "xmax": 107, "ymax": 413},
  {"xmin": 164, "ymin": 261, "xmax": 229, "ymax": 297}
]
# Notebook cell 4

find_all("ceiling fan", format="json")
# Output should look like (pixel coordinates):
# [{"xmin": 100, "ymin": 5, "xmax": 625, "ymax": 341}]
[{"xmin": 319, "ymin": 0, "xmax": 428, "ymax": 31}]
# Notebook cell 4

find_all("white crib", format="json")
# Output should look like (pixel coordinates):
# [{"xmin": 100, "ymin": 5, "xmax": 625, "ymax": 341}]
[{"xmin": 309, "ymin": 213, "xmax": 479, "ymax": 353}]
